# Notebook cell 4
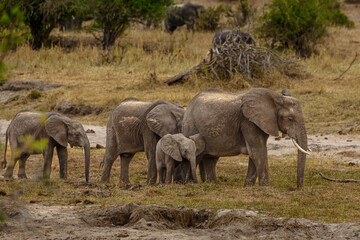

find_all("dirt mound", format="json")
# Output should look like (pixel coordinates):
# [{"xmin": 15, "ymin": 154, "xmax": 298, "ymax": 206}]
[
  {"xmin": 54, "ymin": 99, "xmax": 103, "ymax": 116},
  {"xmin": 1, "ymin": 202, "xmax": 360, "ymax": 239},
  {"xmin": 82, "ymin": 204, "xmax": 360, "ymax": 239},
  {"xmin": 1, "ymin": 80, "xmax": 62, "ymax": 91},
  {"xmin": 82, "ymin": 204, "xmax": 212, "ymax": 229}
]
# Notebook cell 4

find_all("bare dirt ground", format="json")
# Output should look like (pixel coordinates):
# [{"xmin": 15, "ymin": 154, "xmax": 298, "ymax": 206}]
[
  {"xmin": 1, "ymin": 120, "xmax": 360, "ymax": 239},
  {"xmin": 1, "ymin": 200, "xmax": 360, "ymax": 240}
]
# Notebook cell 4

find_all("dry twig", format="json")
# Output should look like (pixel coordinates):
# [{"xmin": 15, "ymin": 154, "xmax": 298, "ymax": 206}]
[
  {"xmin": 319, "ymin": 172, "xmax": 360, "ymax": 183},
  {"xmin": 333, "ymin": 53, "xmax": 358, "ymax": 80}
]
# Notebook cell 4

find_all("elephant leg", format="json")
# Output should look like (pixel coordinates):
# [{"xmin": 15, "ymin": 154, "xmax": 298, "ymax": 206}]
[
  {"xmin": 241, "ymin": 120, "xmax": 269, "ymax": 186},
  {"xmin": 165, "ymin": 159, "xmax": 174, "ymax": 184},
  {"xmin": 158, "ymin": 167, "xmax": 166, "ymax": 184},
  {"xmin": 199, "ymin": 160, "xmax": 206, "ymax": 182},
  {"xmin": 244, "ymin": 157, "xmax": 258, "ymax": 186},
  {"xmin": 202, "ymin": 156, "xmax": 219, "ymax": 182},
  {"xmin": 18, "ymin": 153, "xmax": 30, "ymax": 179},
  {"xmin": 120, "ymin": 153, "xmax": 135, "ymax": 184},
  {"xmin": 3, "ymin": 155, "xmax": 18, "ymax": 179},
  {"xmin": 3, "ymin": 144, "xmax": 19, "ymax": 178},
  {"xmin": 56, "ymin": 146, "xmax": 68, "ymax": 179},
  {"xmin": 144, "ymin": 134, "xmax": 159, "ymax": 185},
  {"xmin": 43, "ymin": 146, "xmax": 55, "ymax": 179},
  {"xmin": 173, "ymin": 161, "xmax": 189, "ymax": 184},
  {"xmin": 100, "ymin": 137, "xmax": 119, "ymax": 183}
]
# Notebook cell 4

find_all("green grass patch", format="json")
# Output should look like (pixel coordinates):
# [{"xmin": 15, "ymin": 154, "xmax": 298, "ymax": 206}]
[{"xmin": 1, "ymin": 149, "xmax": 360, "ymax": 223}]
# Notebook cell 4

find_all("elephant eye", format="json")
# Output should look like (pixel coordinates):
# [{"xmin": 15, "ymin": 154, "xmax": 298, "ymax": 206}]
[{"xmin": 288, "ymin": 117, "xmax": 294, "ymax": 122}]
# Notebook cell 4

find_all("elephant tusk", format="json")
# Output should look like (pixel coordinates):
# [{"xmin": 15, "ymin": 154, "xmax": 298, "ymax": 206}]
[
  {"xmin": 82, "ymin": 147, "xmax": 85, "ymax": 154},
  {"xmin": 292, "ymin": 139, "xmax": 311, "ymax": 155}
]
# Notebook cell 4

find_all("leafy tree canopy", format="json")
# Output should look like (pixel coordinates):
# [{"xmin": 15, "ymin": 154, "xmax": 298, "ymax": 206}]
[{"xmin": 86, "ymin": 0, "xmax": 172, "ymax": 57}]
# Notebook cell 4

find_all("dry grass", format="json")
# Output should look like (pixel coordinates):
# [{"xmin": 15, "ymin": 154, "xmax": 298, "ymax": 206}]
[
  {"xmin": 1, "ymin": 0, "xmax": 360, "ymax": 224},
  {"xmin": 2, "ymin": 24, "xmax": 360, "ymax": 132}
]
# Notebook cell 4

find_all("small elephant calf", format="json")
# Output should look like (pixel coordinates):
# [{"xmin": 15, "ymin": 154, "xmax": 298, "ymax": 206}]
[{"xmin": 155, "ymin": 133, "xmax": 205, "ymax": 184}]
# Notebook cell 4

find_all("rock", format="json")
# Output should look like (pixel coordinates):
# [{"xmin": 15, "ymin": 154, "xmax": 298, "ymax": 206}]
[
  {"xmin": 281, "ymin": 89, "xmax": 291, "ymax": 96},
  {"xmin": 86, "ymin": 129, "xmax": 95, "ymax": 133},
  {"xmin": 96, "ymin": 144, "xmax": 104, "ymax": 149}
]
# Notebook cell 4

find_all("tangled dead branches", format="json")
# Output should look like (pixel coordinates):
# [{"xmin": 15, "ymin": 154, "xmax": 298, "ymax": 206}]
[{"xmin": 164, "ymin": 32, "xmax": 303, "ymax": 85}]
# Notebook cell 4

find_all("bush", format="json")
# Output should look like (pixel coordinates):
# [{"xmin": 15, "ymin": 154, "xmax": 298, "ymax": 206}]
[
  {"xmin": 225, "ymin": 0, "xmax": 253, "ymax": 28},
  {"xmin": 195, "ymin": 5, "xmax": 225, "ymax": 31},
  {"xmin": 28, "ymin": 89, "xmax": 41, "ymax": 99},
  {"xmin": 257, "ymin": 0, "xmax": 354, "ymax": 57}
]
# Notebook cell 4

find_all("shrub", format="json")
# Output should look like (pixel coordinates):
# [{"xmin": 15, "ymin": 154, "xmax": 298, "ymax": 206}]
[
  {"xmin": 195, "ymin": 5, "xmax": 225, "ymax": 31},
  {"xmin": 28, "ymin": 89, "xmax": 41, "ymax": 99},
  {"xmin": 257, "ymin": 0, "xmax": 354, "ymax": 57},
  {"xmin": 3, "ymin": 0, "xmax": 76, "ymax": 50},
  {"xmin": 225, "ymin": 0, "xmax": 253, "ymax": 28}
]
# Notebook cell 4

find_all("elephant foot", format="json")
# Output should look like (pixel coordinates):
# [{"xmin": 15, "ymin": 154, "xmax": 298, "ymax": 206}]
[
  {"xmin": 0, "ymin": 161, "xmax": 7, "ymax": 169},
  {"xmin": 146, "ymin": 178, "xmax": 157, "ymax": 185},
  {"xmin": 244, "ymin": 179, "xmax": 256, "ymax": 187},
  {"xmin": 120, "ymin": 177, "xmax": 131, "ymax": 185},
  {"xmin": 3, "ymin": 172, "xmax": 14, "ymax": 179},
  {"xmin": 18, "ymin": 174, "xmax": 28, "ymax": 179}
]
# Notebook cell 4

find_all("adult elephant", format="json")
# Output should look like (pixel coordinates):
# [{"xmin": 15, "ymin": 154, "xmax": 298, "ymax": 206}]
[
  {"xmin": 182, "ymin": 88, "xmax": 310, "ymax": 188},
  {"xmin": 100, "ymin": 98, "xmax": 185, "ymax": 184},
  {"xmin": 165, "ymin": 3, "xmax": 205, "ymax": 32},
  {"xmin": 1, "ymin": 110, "xmax": 90, "ymax": 181}
]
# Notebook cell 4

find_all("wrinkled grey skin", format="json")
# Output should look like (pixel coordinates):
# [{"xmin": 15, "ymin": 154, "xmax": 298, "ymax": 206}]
[
  {"xmin": 156, "ymin": 133, "xmax": 205, "ymax": 184},
  {"xmin": 212, "ymin": 30, "xmax": 256, "ymax": 46},
  {"xmin": 1, "ymin": 110, "xmax": 90, "ymax": 181},
  {"xmin": 165, "ymin": 3, "xmax": 205, "ymax": 32},
  {"xmin": 100, "ymin": 98, "xmax": 185, "ymax": 184},
  {"xmin": 182, "ymin": 88, "xmax": 308, "ymax": 188}
]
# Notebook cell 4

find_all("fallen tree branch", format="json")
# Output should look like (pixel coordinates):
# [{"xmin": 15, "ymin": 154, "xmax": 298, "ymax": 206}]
[
  {"xmin": 319, "ymin": 172, "xmax": 360, "ymax": 183},
  {"xmin": 164, "ymin": 32, "xmax": 302, "ymax": 85},
  {"xmin": 333, "ymin": 53, "xmax": 358, "ymax": 80}
]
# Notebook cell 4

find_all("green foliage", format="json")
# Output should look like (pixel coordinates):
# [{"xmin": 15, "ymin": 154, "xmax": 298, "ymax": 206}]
[
  {"xmin": 257, "ymin": 0, "xmax": 354, "ymax": 57},
  {"xmin": 3, "ymin": 0, "xmax": 77, "ymax": 50},
  {"xmin": 0, "ymin": 4, "xmax": 25, "ymax": 82},
  {"xmin": 28, "ymin": 89, "xmax": 42, "ymax": 99},
  {"xmin": 195, "ymin": 5, "xmax": 225, "ymax": 31},
  {"xmin": 87, "ymin": 0, "xmax": 172, "ymax": 59},
  {"xmin": 0, "ymin": 212, "xmax": 5, "ymax": 223},
  {"xmin": 225, "ymin": 0, "xmax": 253, "ymax": 28}
]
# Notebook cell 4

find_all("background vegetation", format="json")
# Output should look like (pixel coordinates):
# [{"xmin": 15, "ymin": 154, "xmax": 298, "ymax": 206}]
[{"xmin": 0, "ymin": 0, "xmax": 360, "ymax": 224}]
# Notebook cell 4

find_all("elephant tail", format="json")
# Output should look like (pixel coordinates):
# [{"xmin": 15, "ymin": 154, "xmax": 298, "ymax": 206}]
[
  {"xmin": 99, "ymin": 156, "xmax": 105, "ymax": 168},
  {"xmin": 1, "ymin": 128, "xmax": 9, "ymax": 169}
]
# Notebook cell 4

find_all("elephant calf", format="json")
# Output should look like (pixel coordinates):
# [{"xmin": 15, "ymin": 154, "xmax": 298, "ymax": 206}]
[
  {"xmin": 156, "ymin": 133, "xmax": 205, "ymax": 184},
  {"xmin": 1, "ymin": 109, "xmax": 90, "ymax": 181}
]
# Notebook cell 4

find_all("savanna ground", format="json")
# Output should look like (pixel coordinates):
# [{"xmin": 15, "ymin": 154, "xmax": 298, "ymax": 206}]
[{"xmin": 1, "ymin": 0, "xmax": 360, "ymax": 239}]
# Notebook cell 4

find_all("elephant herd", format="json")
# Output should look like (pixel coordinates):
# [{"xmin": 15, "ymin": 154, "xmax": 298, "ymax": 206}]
[{"xmin": 1, "ymin": 88, "xmax": 310, "ymax": 188}]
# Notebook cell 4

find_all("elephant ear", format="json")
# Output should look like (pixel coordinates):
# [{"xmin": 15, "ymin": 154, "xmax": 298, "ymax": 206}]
[
  {"xmin": 241, "ymin": 88, "xmax": 280, "ymax": 137},
  {"xmin": 45, "ymin": 115, "xmax": 68, "ymax": 147},
  {"xmin": 160, "ymin": 134, "xmax": 183, "ymax": 162},
  {"xmin": 146, "ymin": 103, "xmax": 184, "ymax": 137},
  {"xmin": 189, "ymin": 134, "xmax": 206, "ymax": 156}
]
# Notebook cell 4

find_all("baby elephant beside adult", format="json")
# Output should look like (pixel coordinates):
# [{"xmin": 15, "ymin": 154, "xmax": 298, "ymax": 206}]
[
  {"xmin": 182, "ymin": 88, "xmax": 310, "ymax": 188},
  {"xmin": 100, "ymin": 98, "xmax": 185, "ymax": 184},
  {"xmin": 1, "ymin": 110, "xmax": 90, "ymax": 181},
  {"xmin": 156, "ymin": 133, "xmax": 205, "ymax": 184}
]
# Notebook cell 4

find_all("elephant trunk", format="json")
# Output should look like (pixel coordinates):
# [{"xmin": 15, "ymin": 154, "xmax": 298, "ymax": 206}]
[
  {"xmin": 190, "ymin": 155, "xmax": 198, "ymax": 183},
  {"xmin": 83, "ymin": 140, "xmax": 90, "ymax": 182},
  {"xmin": 296, "ymin": 128, "xmax": 308, "ymax": 188}
]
